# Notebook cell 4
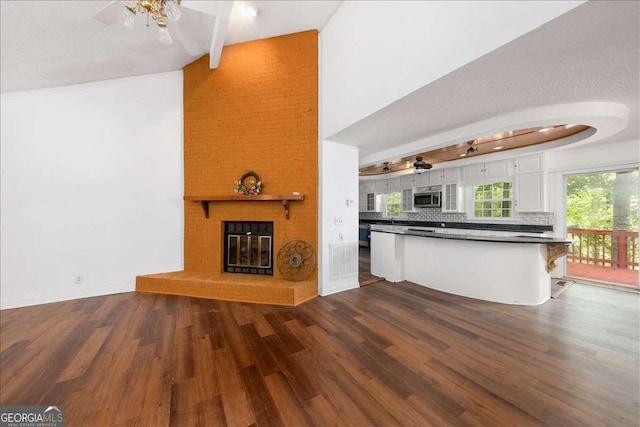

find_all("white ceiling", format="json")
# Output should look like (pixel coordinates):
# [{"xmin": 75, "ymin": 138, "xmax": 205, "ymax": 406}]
[
  {"xmin": 328, "ymin": 1, "xmax": 640, "ymax": 162},
  {"xmin": 0, "ymin": 0, "xmax": 342, "ymax": 93},
  {"xmin": 1, "ymin": 1, "xmax": 637, "ymax": 165}
]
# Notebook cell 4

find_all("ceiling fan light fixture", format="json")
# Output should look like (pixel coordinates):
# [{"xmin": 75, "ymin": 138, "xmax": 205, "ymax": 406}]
[
  {"xmin": 121, "ymin": 8, "xmax": 136, "ymax": 29},
  {"xmin": 413, "ymin": 156, "xmax": 432, "ymax": 173},
  {"xmin": 122, "ymin": 0, "xmax": 181, "ymax": 35},
  {"xmin": 163, "ymin": 0, "xmax": 181, "ymax": 22}
]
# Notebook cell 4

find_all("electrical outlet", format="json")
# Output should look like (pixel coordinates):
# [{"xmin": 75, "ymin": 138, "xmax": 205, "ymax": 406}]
[
  {"xmin": 334, "ymin": 217, "xmax": 344, "ymax": 225},
  {"xmin": 74, "ymin": 275, "xmax": 84, "ymax": 285}
]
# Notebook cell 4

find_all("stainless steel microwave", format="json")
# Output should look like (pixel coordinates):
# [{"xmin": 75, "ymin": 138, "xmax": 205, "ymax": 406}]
[{"xmin": 414, "ymin": 191, "xmax": 441, "ymax": 208}]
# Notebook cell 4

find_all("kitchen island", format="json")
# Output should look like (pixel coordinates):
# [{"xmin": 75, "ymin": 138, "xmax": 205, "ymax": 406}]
[{"xmin": 370, "ymin": 229, "xmax": 570, "ymax": 305}]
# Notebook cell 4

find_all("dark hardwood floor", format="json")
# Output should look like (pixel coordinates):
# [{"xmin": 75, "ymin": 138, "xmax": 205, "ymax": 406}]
[{"xmin": 1, "ymin": 265, "xmax": 639, "ymax": 426}]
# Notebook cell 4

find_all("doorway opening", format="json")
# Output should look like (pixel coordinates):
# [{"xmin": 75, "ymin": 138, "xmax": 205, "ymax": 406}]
[{"xmin": 565, "ymin": 169, "xmax": 639, "ymax": 288}]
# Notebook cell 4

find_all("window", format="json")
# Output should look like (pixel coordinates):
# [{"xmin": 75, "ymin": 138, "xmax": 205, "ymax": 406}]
[
  {"xmin": 384, "ymin": 192, "xmax": 404, "ymax": 218},
  {"xmin": 473, "ymin": 181, "xmax": 513, "ymax": 218}
]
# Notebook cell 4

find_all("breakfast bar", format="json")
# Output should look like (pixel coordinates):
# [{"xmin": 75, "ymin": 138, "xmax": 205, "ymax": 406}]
[{"xmin": 371, "ymin": 229, "xmax": 570, "ymax": 305}]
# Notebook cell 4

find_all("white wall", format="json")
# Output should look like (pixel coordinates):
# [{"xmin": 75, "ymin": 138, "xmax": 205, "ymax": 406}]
[
  {"xmin": 0, "ymin": 72, "xmax": 184, "ymax": 309},
  {"xmin": 318, "ymin": 140, "xmax": 360, "ymax": 296},
  {"xmin": 321, "ymin": 0, "xmax": 584, "ymax": 138}
]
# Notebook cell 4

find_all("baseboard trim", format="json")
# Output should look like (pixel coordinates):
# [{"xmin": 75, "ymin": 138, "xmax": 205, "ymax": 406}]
[
  {"xmin": 320, "ymin": 281, "xmax": 359, "ymax": 297},
  {"xmin": 0, "ymin": 284, "xmax": 134, "ymax": 310}
]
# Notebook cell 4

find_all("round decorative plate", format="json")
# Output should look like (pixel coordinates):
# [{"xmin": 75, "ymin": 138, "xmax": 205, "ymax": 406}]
[{"xmin": 277, "ymin": 240, "xmax": 316, "ymax": 281}]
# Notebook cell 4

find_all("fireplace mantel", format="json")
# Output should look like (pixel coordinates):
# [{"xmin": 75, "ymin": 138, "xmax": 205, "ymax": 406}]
[{"xmin": 184, "ymin": 194, "xmax": 305, "ymax": 219}]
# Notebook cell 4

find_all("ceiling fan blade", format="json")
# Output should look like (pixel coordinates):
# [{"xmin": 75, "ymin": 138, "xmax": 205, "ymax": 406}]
[{"xmin": 92, "ymin": 1, "xmax": 122, "ymax": 26}]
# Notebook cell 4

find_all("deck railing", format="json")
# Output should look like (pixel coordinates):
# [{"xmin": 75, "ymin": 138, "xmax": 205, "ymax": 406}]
[{"xmin": 567, "ymin": 228, "xmax": 639, "ymax": 270}]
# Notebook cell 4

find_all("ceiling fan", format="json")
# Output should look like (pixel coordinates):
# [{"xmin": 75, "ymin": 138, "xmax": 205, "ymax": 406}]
[
  {"xmin": 92, "ymin": 0, "xmax": 203, "ymax": 56},
  {"xmin": 413, "ymin": 156, "xmax": 432, "ymax": 174}
]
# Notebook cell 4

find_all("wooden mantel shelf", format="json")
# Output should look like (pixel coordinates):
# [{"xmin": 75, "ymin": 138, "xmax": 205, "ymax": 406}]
[{"xmin": 184, "ymin": 194, "xmax": 304, "ymax": 219}]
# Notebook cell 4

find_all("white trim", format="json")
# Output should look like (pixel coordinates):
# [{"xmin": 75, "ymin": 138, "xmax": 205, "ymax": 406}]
[{"xmin": 320, "ymin": 281, "xmax": 359, "ymax": 297}]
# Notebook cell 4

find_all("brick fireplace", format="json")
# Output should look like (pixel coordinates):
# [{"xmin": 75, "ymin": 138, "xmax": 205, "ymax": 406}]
[{"xmin": 136, "ymin": 30, "xmax": 319, "ymax": 305}]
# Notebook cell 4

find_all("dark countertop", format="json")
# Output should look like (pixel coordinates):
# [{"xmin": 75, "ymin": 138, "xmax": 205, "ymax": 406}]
[
  {"xmin": 360, "ymin": 219, "xmax": 553, "ymax": 234},
  {"xmin": 371, "ymin": 229, "xmax": 570, "ymax": 244}
]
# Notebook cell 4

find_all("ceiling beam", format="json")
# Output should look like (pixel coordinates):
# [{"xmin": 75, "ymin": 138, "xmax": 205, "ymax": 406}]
[{"xmin": 181, "ymin": 1, "xmax": 233, "ymax": 69}]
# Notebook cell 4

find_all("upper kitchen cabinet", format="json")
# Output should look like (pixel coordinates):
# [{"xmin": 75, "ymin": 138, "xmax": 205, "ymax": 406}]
[
  {"xmin": 400, "ymin": 174, "xmax": 416, "ymax": 189},
  {"xmin": 401, "ymin": 188, "xmax": 414, "ymax": 212},
  {"xmin": 375, "ymin": 179, "xmax": 389, "ymax": 193},
  {"xmin": 428, "ymin": 168, "xmax": 459, "ymax": 185},
  {"xmin": 442, "ymin": 182, "xmax": 463, "ymax": 212},
  {"xmin": 513, "ymin": 154, "xmax": 546, "ymax": 212},
  {"xmin": 387, "ymin": 177, "xmax": 401, "ymax": 192},
  {"xmin": 415, "ymin": 172, "xmax": 430, "ymax": 187},
  {"xmin": 514, "ymin": 154, "xmax": 544, "ymax": 174},
  {"xmin": 443, "ymin": 168, "xmax": 460, "ymax": 183},
  {"xmin": 462, "ymin": 159, "xmax": 513, "ymax": 181},
  {"xmin": 428, "ymin": 171, "xmax": 442, "ymax": 185},
  {"xmin": 360, "ymin": 181, "xmax": 375, "ymax": 193},
  {"xmin": 359, "ymin": 181, "xmax": 379, "ymax": 212},
  {"xmin": 515, "ymin": 173, "xmax": 546, "ymax": 212}
]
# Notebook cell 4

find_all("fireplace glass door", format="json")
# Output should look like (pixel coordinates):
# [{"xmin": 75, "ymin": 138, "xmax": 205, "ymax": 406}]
[{"xmin": 223, "ymin": 221, "xmax": 274, "ymax": 275}]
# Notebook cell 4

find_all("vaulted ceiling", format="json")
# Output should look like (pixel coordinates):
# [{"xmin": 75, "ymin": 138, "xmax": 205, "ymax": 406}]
[
  {"xmin": 1, "ymin": 1, "xmax": 638, "ymax": 170},
  {"xmin": 0, "ymin": 1, "xmax": 341, "ymax": 93}
]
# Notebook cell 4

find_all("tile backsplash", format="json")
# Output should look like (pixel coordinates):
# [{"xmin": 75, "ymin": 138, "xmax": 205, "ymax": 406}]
[{"xmin": 360, "ymin": 210, "xmax": 554, "ymax": 226}]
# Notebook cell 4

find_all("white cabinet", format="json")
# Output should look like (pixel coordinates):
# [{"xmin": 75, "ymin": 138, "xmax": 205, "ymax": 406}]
[
  {"xmin": 415, "ymin": 172, "xmax": 430, "ymax": 187},
  {"xmin": 461, "ymin": 164, "xmax": 484, "ymax": 181},
  {"xmin": 515, "ymin": 173, "xmax": 545, "ymax": 212},
  {"xmin": 400, "ymin": 174, "xmax": 416, "ymax": 189},
  {"xmin": 401, "ymin": 188, "xmax": 414, "ymax": 212},
  {"xmin": 442, "ymin": 182, "xmax": 462, "ymax": 212},
  {"xmin": 425, "ymin": 168, "xmax": 458, "ymax": 185},
  {"xmin": 514, "ymin": 154, "xmax": 544, "ymax": 174},
  {"xmin": 359, "ymin": 192, "xmax": 379, "ymax": 212},
  {"xmin": 359, "ymin": 181, "xmax": 379, "ymax": 212},
  {"xmin": 360, "ymin": 181, "xmax": 375, "ymax": 193},
  {"xmin": 443, "ymin": 167, "xmax": 460, "ymax": 183},
  {"xmin": 513, "ymin": 154, "xmax": 546, "ymax": 212},
  {"xmin": 461, "ymin": 160, "xmax": 513, "ymax": 181},
  {"xmin": 387, "ymin": 177, "xmax": 401, "ymax": 192},
  {"xmin": 375, "ymin": 179, "xmax": 389, "ymax": 193},
  {"xmin": 429, "ymin": 170, "xmax": 443, "ymax": 185}
]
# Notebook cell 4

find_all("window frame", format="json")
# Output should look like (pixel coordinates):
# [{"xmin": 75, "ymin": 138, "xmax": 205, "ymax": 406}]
[
  {"xmin": 467, "ymin": 178, "xmax": 518, "ymax": 221},
  {"xmin": 381, "ymin": 191, "xmax": 407, "ymax": 219}
]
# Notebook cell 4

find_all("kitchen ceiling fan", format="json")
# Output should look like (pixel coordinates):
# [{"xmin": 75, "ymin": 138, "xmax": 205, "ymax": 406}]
[
  {"xmin": 92, "ymin": 0, "xmax": 203, "ymax": 56},
  {"xmin": 413, "ymin": 156, "xmax": 432, "ymax": 174}
]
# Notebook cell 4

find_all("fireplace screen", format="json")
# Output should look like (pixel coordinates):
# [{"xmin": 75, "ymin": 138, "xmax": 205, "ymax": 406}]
[{"xmin": 223, "ymin": 221, "xmax": 274, "ymax": 275}]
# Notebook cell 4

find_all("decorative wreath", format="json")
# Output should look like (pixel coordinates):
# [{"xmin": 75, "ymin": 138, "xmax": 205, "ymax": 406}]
[{"xmin": 234, "ymin": 171, "xmax": 262, "ymax": 195}]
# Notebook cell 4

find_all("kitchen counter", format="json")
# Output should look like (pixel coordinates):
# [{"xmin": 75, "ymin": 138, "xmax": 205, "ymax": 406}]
[
  {"xmin": 372, "ymin": 228, "xmax": 570, "ymax": 245},
  {"xmin": 360, "ymin": 219, "xmax": 553, "ymax": 234},
  {"xmin": 370, "ymin": 229, "xmax": 570, "ymax": 305}
]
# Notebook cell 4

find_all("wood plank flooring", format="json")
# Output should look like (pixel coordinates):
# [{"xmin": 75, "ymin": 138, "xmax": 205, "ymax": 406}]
[{"xmin": 1, "ymin": 277, "xmax": 638, "ymax": 425}]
